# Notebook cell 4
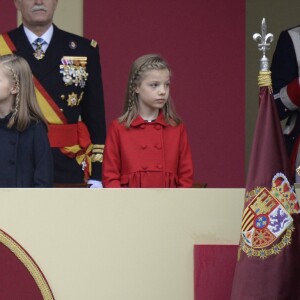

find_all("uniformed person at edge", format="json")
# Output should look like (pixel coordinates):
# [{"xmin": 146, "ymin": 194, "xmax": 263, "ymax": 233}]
[{"xmin": 0, "ymin": 0, "xmax": 106, "ymax": 187}]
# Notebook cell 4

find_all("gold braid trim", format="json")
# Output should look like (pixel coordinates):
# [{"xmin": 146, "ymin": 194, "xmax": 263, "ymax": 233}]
[
  {"xmin": 258, "ymin": 70, "xmax": 273, "ymax": 93},
  {"xmin": 91, "ymin": 144, "xmax": 104, "ymax": 163},
  {"xmin": 0, "ymin": 230, "xmax": 54, "ymax": 300}
]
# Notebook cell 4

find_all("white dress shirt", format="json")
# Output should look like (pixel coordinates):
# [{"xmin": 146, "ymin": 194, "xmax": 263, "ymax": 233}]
[{"xmin": 24, "ymin": 25, "xmax": 54, "ymax": 52}]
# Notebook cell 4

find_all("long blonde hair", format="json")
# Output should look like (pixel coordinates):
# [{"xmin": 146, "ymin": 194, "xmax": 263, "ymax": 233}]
[
  {"xmin": 119, "ymin": 54, "xmax": 181, "ymax": 127},
  {"xmin": 0, "ymin": 54, "xmax": 47, "ymax": 131}
]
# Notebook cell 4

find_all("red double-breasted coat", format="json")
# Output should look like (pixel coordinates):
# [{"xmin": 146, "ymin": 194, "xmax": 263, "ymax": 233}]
[{"xmin": 102, "ymin": 113, "xmax": 194, "ymax": 188}]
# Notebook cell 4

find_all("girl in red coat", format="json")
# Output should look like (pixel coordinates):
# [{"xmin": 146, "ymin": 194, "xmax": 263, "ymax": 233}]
[{"xmin": 103, "ymin": 54, "xmax": 194, "ymax": 188}]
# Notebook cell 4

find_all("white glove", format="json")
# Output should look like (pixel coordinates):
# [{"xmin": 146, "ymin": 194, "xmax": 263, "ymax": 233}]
[{"xmin": 87, "ymin": 179, "xmax": 103, "ymax": 188}]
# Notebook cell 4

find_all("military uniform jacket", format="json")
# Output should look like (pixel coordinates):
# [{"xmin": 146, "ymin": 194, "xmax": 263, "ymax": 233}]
[
  {"xmin": 0, "ymin": 114, "xmax": 53, "ymax": 187},
  {"xmin": 102, "ymin": 113, "xmax": 194, "ymax": 188},
  {"xmin": 271, "ymin": 26, "xmax": 300, "ymax": 155},
  {"xmin": 6, "ymin": 25, "xmax": 106, "ymax": 183}
]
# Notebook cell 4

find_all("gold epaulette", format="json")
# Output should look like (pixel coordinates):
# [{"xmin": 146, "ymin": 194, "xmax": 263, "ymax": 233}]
[{"xmin": 90, "ymin": 39, "xmax": 98, "ymax": 48}]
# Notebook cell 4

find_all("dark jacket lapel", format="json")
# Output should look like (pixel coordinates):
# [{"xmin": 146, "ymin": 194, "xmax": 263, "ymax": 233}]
[{"xmin": 8, "ymin": 25, "xmax": 62, "ymax": 80}]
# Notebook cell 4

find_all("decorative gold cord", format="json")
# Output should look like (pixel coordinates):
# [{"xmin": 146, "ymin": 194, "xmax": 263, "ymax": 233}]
[
  {"xmin": 0, "ymin": 230, "xmax": 54, "ymax": 300},
  {"xmin": 258, "ymin": 70, "xmax": 273, "ymax": 93}
]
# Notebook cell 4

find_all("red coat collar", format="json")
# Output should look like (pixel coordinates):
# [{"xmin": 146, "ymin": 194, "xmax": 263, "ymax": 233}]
[{"xmin": 131, "ymin": 111, "xmax": 169, "ymax": 127}]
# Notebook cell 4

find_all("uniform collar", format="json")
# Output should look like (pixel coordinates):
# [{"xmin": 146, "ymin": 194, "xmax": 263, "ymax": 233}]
[
  {"xmin": 23, "ymin": 24, "xmax": 54, "ymax": 47},
  {"xmin": 131, "ymin": 111, "xmax": 169, "ymax": 127}
]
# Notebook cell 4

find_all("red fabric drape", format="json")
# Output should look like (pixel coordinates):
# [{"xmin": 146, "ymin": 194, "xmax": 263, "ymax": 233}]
[{"xmin": 194, "ymin": 245, "xmax": 238, "ymax": 300}]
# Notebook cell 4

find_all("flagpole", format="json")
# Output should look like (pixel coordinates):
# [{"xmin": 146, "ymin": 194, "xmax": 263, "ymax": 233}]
[{"xmin": 231, "ymin": 18, "xmax": 300, "ymax": 300}]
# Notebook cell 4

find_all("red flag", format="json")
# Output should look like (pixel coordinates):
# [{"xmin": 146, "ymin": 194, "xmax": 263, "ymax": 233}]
[{"xmin": 231, "ymin": 85, "xmax": 300, "ymax": 299}]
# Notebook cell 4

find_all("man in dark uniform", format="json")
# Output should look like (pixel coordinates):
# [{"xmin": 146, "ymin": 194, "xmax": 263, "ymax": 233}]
[
  {"xmin": 1, "ymin": 0, "xmax": 106, "ymax": 187},
  {"xmin": 271, "ymin": 25, "xmax": 300, "ymax": 182}
]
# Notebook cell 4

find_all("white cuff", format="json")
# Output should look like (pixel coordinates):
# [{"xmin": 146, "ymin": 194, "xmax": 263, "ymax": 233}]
[{"xmin": 87, "ymin": 180, "xmax": 103, "ymax": 188}]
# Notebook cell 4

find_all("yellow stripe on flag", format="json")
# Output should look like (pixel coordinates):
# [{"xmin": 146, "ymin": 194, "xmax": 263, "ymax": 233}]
[{"xmin": 242, "ymin": 208, "xmax": 254, "ymax": 231}]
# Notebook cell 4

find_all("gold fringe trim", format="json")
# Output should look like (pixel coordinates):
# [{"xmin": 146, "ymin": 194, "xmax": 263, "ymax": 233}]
[{"xmin": 0, "ymin": 230, "xmax": 54, "ymax": 300}]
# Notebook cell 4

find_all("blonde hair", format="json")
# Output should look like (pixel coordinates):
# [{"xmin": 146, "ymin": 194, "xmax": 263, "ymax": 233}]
[
  {"xmin": 119, "ymin": 54, "xmax": 181, "ymax": 127},
  {"xmin": 0, "ymin": 54, "xmax": 47, "ymax": 131}
]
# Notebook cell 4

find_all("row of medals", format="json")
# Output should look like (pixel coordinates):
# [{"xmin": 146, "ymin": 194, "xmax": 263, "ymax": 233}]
[{"xmin": 34, "ymin": 46, "xmax": 88, "ymax": 89}]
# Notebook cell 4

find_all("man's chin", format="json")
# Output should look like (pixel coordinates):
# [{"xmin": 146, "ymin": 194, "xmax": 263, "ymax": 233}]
[{"xmin": 28, "ymin": 18, "xmax": 52, "ymax": 27}]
